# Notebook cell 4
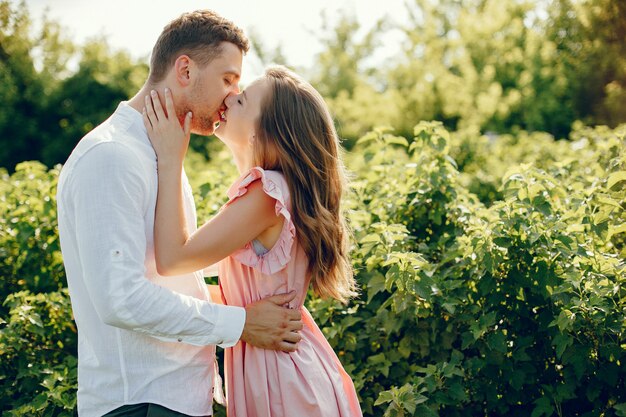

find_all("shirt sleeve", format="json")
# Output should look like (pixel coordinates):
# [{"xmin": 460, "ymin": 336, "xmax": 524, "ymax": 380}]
[{"xmin": 68, "ymin": 142, "xmax": 245, "ymax": 347}]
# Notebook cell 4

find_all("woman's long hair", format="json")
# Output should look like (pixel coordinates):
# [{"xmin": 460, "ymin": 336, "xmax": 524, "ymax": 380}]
[{"xmin": 253, "ymin": 66, "xmax": 357, "ymax": 303}]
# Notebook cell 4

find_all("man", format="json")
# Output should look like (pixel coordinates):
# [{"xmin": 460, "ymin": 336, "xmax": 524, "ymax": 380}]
[{"xmin": 56, "ymin": 10, "xmax": 302, "ymax": 417}]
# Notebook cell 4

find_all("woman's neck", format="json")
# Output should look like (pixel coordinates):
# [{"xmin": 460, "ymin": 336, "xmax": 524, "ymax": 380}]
[{"xmin": 227, "ymin": 143, "xmax": 255, "ymax": 174}]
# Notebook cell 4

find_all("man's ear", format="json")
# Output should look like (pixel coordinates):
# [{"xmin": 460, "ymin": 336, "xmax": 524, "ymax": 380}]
[{"xmin": 173, "ymin": 55, "xmax": 193, "ymax": 87}]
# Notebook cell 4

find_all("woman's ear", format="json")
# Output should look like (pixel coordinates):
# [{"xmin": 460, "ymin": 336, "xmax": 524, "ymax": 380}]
[{"xmin": 173, "ymin": 55, "xmax": 192, "ymax": 87}]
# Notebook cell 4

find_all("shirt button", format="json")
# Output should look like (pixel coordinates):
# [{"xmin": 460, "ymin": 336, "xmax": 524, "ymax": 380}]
[{"xmin": 177, "ymin": 338, "xmax": 183, "ymax": 342}]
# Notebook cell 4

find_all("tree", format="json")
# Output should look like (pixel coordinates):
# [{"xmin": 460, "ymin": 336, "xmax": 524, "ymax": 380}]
[
  {"xmin": 39, "ymin": 39, "xmax": 148, "ymax": 167},
  {"xmin": 0, "ymin": 1, "xmax": 147, "ymax": 170},
  {"xmin": 548, "ymin": 0, "xmax": 626, "ymax": 128},
  {"xmin": 309, "ymin": 0, "xmax": 626, "ymax": 140},
  {"xmin": 0, "ymin": 0, "xmax": 46, "ymax": 170},
  {"xmin": 310, "ymin": 11, "xmax": 395, "ymax": 143}
]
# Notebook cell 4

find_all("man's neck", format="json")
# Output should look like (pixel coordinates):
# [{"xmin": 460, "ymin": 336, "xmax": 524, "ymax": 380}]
[{"xmin": 127, "ymin": 83, "xmax": 161, "ymax": 114}]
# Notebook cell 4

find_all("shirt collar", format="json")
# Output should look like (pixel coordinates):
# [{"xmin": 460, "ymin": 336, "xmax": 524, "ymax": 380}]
[{"xmin": 116, "ymin": 101, "xmax": 152, "ymax": 149}]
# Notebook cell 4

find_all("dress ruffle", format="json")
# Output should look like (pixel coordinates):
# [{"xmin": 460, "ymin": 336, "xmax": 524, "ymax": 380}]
[{"xmin": 225, "ymin": 167, "xmax": 295, "ymax": 274}]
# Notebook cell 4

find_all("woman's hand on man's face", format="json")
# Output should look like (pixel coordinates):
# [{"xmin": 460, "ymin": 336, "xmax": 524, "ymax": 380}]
[{"xmin": 143, "ymin": 88, "xmax": 192, "ymax": 167}]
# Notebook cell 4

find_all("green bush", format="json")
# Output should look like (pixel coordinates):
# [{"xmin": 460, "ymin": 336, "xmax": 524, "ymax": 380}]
[
  {"xmin": 1, "ymin": 123, "xmax": 624, "ymax": 416},
  {"xmin": 0, "ymin": 162, "xmax": 76, "ymax": 416},
  {"xmin": 0, "ymin": 290, "xmax": 77, "ymax": 416},
  {"xmin": 0, "ymin": 162, "xmax": 65, "ymax": 302},
  {"xmin": 306, "ymin": 121, "xmax": 625, "ymax": 416}
]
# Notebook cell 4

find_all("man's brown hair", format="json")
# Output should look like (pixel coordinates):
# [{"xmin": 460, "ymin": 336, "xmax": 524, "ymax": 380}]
[{"xmin": 148, "ymin": 10, "xmax": 250, "ymax": 84}]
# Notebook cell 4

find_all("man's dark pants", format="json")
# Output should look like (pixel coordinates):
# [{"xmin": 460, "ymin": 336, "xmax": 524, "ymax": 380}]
[{"xmin": 103, "ymin": 403, "xmax": 209, "ymax": 417}]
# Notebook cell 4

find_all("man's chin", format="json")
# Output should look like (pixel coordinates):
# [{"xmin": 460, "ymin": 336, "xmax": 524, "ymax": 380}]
[{"xmin": 192, "ymin": 122, "xmax": 217, "ymax": 136}]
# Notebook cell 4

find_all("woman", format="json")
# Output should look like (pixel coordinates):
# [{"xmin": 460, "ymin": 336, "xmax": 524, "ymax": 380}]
[{"xmin": 143, "ymin": 65, "xmax": 362, "ymax": 417}]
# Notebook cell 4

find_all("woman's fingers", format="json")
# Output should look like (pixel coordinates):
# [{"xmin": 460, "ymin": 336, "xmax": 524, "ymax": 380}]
[
  {"xmin": 144, "ymin": 94, "xmax": 158, "ymax": 124},
  {"xmin": 183, "ymin": 111, "xmax": 192, "ymax": 136},
  {"xmin": 164, "ymin": 88, "xmax": 176, "ymax": 119},
  {"xmin": 142, "ymin": 107, "xmax": 152, "ymax": 130},
  {"xmin": 144, "ymin": 89, "xmax": 189, "ymax": 155},
  {"xmin": 150, "ymin": 90, "xmax": 166, "ymax": 121}
]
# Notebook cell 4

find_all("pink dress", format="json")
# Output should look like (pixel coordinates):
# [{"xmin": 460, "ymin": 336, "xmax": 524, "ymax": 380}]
[{"xmin": 218, "ymin": 167, "xmax": 363, "ymax": 417}]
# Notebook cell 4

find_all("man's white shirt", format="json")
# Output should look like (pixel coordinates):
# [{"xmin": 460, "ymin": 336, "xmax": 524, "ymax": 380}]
[{"xmin": 57, "ymin": 102, "xmax": 245, "ymax": 417}]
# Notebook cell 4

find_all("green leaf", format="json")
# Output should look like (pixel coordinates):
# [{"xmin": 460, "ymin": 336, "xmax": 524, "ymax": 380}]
[
  {"xmin": 384, "ymin": 135, "xmax": 409, "ymax": 147},
  {"xmin": 527, "ymin": 183, "xmax": 544, "ymax": 200},
  {"xmin": 367, "ymin": 273, "xmax": 387, "ymax": 303},
  {"xmin": 444, "ymin": 155, "xmax": 458, "ymax": 169},
  {"xmin": 28, "ymin": 313, "xmax": 44, "ymax": 328},
  {"xmin": 555, "ymin": 235, "xmax": 576, "ymax": 251},
  {"xmin": 374, "ymin": 390, "xmax": 395, "ymax": 406},
  {"xmin": 434, "ymin": 135, "xmax": 447, "ymax": 151},
  {"xmin": 442, "ymin": 302, "xmax": 457, "ymax": 314},
  {"xmin": 30, "ymin": 393, "xmax": 48, "ymax": 410},
  {"xmin": 510, "ymin": 369, "xmax": 526, "ymax": 390},
  {"xmin": 531, "ymin": 396, "xmax": 554, "ymax": 417},
  {"xmin": 586, "ymin": 382, "xmax": 601, "ymax": 402},
  {"xmin": 493, "ymin": 237, "xmax": 510, "ymax": 248},
  {"xmin": 360, "ymin": 233, "xmax": 382, "ymax": 244},
  {"xmin": 487, "ymin": 331, "xmax": 508, "ymax": 353},
  {"xmin": 448, "ymin": 382, "xmax": 468, "ymax": 401},
  {"xmin": 552, "ymin": 333, "xmax": 573, "ymax": 359},
  {"xmin": 614, "ymin": 403, "xmax": 626, "ymax": 417},
  {"xmin": 597, "ymin": 194, "xmax": 623, "ymax": 209},
  {"xmin": 356, "ymin": 131, "xmax": 380, "ymax": 145},
  {"xmin": 550, "ymin": 309, "xmax": 575, "ymax": 332},
  {"xmin": 414, "ymin": 404, "xmax": 439, "ymax": 417},
  {"xmin": 607, "ymin": 171, "xmax": 626, "ymax": 189},
  {"xmin": 398, "ymin": 337, "xmax": 413, "ymax": 358},
  {"xmin": 608, "ymin": 223, "xmax": 626, "ymax": 239}
]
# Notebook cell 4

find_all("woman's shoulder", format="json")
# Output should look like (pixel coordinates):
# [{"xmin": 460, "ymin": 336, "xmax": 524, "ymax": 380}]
[
  {"xmin": 259, "ymin": 169, "xmax": 289, "ymax": 194},
  {"xmin": 229, "ymin": 167, "xmax": 289, "ymax": 200},
  {"xmin": 225, "ymin": 167, "xmax": 292, "ymax": 214},
  {"xmin": 225, "ymin": 167, "xmax": 296, "ymax": 275}
]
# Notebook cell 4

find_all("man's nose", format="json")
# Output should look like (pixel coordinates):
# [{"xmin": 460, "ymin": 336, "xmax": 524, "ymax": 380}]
[{"xmin": 224, "ymin": 91, "xmax": 238, "ymax": 107}]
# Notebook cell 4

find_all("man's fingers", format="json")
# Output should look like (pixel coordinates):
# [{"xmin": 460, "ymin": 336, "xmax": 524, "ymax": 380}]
[
  {"xmin": 241, "ymin": 293, "xmax": 304, "ymax": 351},
  {"xmin": 266, "ymin": 291, "xmax": 297, "ymax": 306},
  {"xmin": 277, "ymin": 341, "xmax": 298, "ymax": 353},
  {"xmin": 282, "ymin": 331, "xmax": 302, "ymax": 344},
  {"xmin": 287, "ymin": 308, "xmax": 302, "ymax": 321},
  {"xmin": 286, "ymin": 320, "xmax": 303, "ymax": 332}
]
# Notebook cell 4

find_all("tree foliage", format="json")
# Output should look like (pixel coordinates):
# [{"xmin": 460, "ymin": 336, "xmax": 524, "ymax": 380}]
[
  {"xmin": 313, "ymin": 0, "xmax": 626, "ymax": 142},
  {"xmin": 0, "ymin": 0, "xmax": 147, "ymax": 171},
  {"xmin": 2, "ymin": 0, "xmax": 625, "ymax": 167}
]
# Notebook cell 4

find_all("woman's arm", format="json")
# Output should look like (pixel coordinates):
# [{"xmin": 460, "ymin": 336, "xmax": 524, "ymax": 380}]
[
  {"xmin": 143, "ymin": 89, "xmax": 279, "ymax": 276},
  {"xmin": 156, "ymin": 175, "xmax": 277, "ymax": 275}
]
